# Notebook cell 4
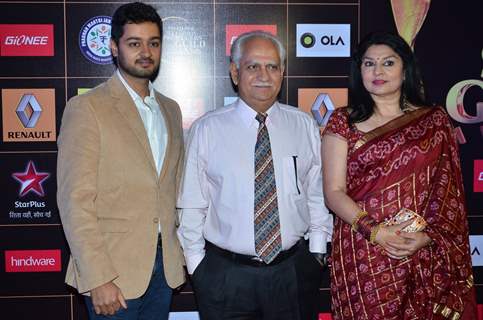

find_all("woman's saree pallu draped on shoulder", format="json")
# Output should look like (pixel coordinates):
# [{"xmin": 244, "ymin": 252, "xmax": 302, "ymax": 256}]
[{"xmin": 325, "ymin": 107, "xmax": 476, "ymax": 320}]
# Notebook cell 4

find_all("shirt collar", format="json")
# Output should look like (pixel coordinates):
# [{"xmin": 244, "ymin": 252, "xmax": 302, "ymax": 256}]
[
  {"xmin": 235, "ymin": 98, "xmax": 279, "ymax": 128},
  {"xmin": 117, "ymin": 69, "xmax": 156, "ymax": 106}
]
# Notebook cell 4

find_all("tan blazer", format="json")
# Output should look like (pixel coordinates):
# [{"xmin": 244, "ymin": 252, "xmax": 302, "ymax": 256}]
[{"xmin": 57, "ymin": 74, "xmax": 185, "ymax": 298}]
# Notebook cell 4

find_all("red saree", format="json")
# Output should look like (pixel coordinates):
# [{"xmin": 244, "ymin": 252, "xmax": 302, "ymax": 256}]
[{"xmin": 324, "ymin": 107, "xmax": 476, "ymax": 320}]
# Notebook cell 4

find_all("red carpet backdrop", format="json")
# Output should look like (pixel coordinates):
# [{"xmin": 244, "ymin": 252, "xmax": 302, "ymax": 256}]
[{"xmin": 0, "ymin": 0, "xmax": 481, "ymax": 319}]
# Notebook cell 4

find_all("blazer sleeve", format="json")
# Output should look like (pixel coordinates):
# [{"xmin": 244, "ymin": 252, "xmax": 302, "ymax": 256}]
[{"xmin": 57, "ymin": 95, "xmax": 118, "ymax": 293}]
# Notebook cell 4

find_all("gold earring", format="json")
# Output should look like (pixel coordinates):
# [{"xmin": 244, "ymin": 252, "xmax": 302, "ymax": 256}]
[{"xmin": 402, "ymin": 94, "xmax": 410, "ymax": 110}]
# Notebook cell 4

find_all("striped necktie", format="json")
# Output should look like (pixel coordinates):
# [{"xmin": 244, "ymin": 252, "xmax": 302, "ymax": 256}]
[{"xmin": 254, "ymin": 112, "xmax": 282, "ymax": 264}]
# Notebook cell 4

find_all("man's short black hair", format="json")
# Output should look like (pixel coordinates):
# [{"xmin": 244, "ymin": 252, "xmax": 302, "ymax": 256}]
[{"xmin": 111, "ymin": 2, "xmax": 162, "ymax": 45}]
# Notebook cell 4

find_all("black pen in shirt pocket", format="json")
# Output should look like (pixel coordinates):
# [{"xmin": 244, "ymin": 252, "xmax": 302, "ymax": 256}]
[{"xmin": 292, "ymin": 155, "xmax": 301, "ymax": 195}]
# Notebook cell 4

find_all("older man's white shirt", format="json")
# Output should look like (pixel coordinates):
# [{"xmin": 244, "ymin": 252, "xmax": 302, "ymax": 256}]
[{"xmin": 177, "ymin": 99, "xmax": 333, "ymax": 274}]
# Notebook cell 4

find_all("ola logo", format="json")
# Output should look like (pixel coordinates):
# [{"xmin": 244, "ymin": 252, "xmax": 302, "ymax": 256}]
[{"xmin": 300, "ymin": 33, "xmax": 315, "ymax": 48}]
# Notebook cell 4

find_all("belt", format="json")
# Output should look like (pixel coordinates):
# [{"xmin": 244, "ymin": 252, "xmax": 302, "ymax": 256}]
[{"xmin": 206, "ymin": 239, "xmax": 304, "ymax": 267}]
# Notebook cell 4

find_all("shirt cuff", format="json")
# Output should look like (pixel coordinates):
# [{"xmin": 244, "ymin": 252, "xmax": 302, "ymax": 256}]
[
  {"xmin": 309, "ymin": 232, "xmax": 328, "ymax": 254},
  {"xmin": 186, "ymin": 251, "xmax": 205, "ymax": 275}
]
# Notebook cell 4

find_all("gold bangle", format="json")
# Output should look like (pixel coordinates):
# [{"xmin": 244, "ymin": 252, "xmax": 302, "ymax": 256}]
[
  {"xmin": 351, "ymin": 210, "xmax": 368, "ymax": 231},
  {"xmin": 370, "ymin": 223, "xmax": 382, "ymax": 244}
]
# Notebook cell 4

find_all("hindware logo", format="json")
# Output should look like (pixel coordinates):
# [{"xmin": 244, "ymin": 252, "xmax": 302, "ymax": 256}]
[
  {"xmin": 5, "ymin": 250, "xmax": 61, "ymax": 272},
  {"xmin": 225, "ymin": 24, "xmax": 277, "ymax": 56},
  {"xmin": 0, "ymin": 24, "xmax": 54, "ymax": 56},
  {"xmin": 2, "ymin": 89, "xmax": 56, "ymax": 142}
]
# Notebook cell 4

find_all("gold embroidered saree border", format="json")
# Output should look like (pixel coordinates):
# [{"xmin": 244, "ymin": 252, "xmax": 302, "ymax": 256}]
[
  {"xmin": 432, "ymin": 275, "xmax": 474, "ymax": 320},
  {"xmin": 433, "ymin": 303, "xmax": 461, "ymax": 320},
  {"xmin": 353, "ymin": 107, "xmax": 432, "ymax": 151}
]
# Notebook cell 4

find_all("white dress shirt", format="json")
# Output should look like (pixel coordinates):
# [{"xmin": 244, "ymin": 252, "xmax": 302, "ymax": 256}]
[
  {"xmin": 177, "ymin": 99, "xmax": 333, "ymax": 274},
  {"xmin": 117, "ymin": 70, "xmax": 167, "ymax": 175}
]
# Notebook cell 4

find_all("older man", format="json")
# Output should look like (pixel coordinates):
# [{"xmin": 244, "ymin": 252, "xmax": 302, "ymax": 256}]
[{"xmin": 177, "ymin": 31, "xmax": 332, "ymax": 320}]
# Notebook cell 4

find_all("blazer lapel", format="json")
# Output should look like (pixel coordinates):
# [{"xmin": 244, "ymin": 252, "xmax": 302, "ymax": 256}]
[
  {"xmin": 107, "ymin": 74, "xmax": 157, "ymax": 174},
  {"xmin": 155, "ymin": 93, "xmax": 173, "ymax": 182}
]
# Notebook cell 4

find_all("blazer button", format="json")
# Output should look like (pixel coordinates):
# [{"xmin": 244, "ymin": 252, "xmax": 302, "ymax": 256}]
[{"xmin": 153, "ymin": 218, "xmax": 159, "ymax": 223}]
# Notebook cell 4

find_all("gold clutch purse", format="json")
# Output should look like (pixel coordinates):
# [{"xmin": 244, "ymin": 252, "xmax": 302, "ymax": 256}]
[{"xmin": 383, "ymin": 208, "xmax": 427, "ymax": 232}]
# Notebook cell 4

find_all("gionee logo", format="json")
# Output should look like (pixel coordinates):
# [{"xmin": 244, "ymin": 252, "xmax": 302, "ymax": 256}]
[
  {"xmin": 0, "ymin": 24, "xmax": 54, "ymax": 56},
  {"xmin": 4, "ymin": 36, "xmax": 48, "ymax": 46},
  {"xmin": 5, "ymin": 250, "xmax": 61, "ymax": 272},
  {"xmin": 16, "ymin": 94, "xmax": 42, "ymax": 128}
]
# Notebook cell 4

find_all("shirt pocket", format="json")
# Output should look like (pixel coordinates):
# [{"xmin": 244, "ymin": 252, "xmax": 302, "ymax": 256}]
[{"xmin": 282, "ymin": 156, "xmax": 302, "ymax": 196}]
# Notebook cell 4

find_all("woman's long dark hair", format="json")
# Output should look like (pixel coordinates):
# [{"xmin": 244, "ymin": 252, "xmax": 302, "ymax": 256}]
[{"xmin": 348, "ymin": 31, "xmax": 430, "ymax": 124}]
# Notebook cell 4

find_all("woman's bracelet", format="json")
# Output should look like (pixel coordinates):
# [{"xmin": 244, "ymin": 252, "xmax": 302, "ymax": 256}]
[
  {"xmin": 353, "ymin": 213, "xmax": 380, "ymax": 243},
  {"xmin": 351, "ymin": 210, "xmax": 368, "ymax": 231},
  {"xmin": 370, "ymin": 223, "xmax": 383, "ymax": 244}
]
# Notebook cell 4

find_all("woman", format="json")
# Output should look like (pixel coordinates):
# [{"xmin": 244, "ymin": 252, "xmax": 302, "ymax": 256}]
[{"xmin": 322, "ymin": 31, "xmax": 476, "ymax": 319}]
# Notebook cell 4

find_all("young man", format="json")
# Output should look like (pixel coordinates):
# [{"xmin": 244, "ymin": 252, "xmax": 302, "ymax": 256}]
[
  {"xmin": 57, "ymin": 3, "xmax": 185, "ymax": 319},
  {"xmin": 177, "ymin": 31, "xmax": 333, "ymax": 320}
]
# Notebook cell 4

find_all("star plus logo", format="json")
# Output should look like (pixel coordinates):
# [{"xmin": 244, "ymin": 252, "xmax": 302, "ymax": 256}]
[{"xmin": 12, "ymin": 161, "xmax": 50, "ymax": 197}]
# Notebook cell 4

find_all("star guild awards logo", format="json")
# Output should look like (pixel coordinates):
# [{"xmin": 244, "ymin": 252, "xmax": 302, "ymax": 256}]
[
  {"xmin": 79, "ymin": 16, "xmax": 112, "ymax": 65},
  {"xmin": 12, "ymin": 161, "xmax": 50, "ymax": 197}
]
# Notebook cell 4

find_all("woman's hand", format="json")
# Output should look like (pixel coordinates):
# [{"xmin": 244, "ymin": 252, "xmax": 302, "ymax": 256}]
[
  {"xmin": 387, "ymin": 230, "xmax": 432, "ymax": 257},
  {"xmin": 374, "ymin": 219, "xmax": 413, "ymax": 259},
  {"xmin": 374, "ymin": 219, "xmax": 431, "ymax": 259}
]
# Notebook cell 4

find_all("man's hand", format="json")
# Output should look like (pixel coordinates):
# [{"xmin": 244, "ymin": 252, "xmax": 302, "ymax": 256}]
[
  {"xmin": 90, "ymin": 281, "xmax": 127, "ymax": 315},
  {"xmin": 312, "ymin": 252, "xmax": 328, "ymax": 269}
]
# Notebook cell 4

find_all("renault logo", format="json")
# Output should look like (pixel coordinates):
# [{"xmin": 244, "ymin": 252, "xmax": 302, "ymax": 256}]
[{"xmin": 16, "ymin": 94, "xmax": 42, "ymax": 128}]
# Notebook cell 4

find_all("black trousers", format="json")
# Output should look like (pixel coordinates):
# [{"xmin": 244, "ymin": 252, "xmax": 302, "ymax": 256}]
[{"xmin": 191, "ymin": 241, "xmax": 323, "ymax": 320}]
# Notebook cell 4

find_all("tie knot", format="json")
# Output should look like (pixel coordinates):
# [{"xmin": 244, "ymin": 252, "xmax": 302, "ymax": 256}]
[{"xmin": 255, "ymin": 113, "xmax": 267, "ymax": 124}]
